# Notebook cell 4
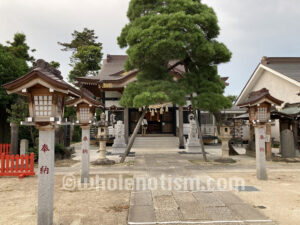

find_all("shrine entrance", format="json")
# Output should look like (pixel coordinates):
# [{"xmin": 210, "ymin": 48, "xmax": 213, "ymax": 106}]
[{"xmin": 129, "ymin": 108, "xmax": 176, "ymax": 135}]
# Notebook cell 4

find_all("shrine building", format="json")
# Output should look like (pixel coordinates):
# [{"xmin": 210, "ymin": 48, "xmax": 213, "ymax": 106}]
[{"xmin": 76, "ymin": 55, "xmax": 245, "ymax": 145}]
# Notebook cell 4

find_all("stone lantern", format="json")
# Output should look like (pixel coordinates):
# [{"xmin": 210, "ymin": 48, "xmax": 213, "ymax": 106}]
[
  {"xmin": 3, "ymin": 59, "xmax": 80, "ymax": 225},
  {"xmin": 66, "ymin": 89, "xmax": 102, "ymax": 183},
  {"xmin": 238, "ymin": 88, "xmax": 283, "ymax": 180},
  {"xmin": 93, "ymin": 113, "xmax": 115, "ymax": 165},
  {"xmin": 218, "ymin": 123, "xmax": 233, "ymax": 159}
]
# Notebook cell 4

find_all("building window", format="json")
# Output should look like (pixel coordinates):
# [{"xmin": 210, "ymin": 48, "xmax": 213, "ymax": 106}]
[
  {"xmin": 257, "ymin": 107, "xmax": 267, "ymax": 121},
  {"xmin": 34, "ymin": 95, "xmax": 52, "ymax": 116},
  {"xmin": 80, "ymin": 108, "xmax": 90, "ymax": 122}
]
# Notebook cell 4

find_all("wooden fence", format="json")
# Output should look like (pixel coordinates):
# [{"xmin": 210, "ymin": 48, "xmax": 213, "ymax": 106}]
[
  {"xmin": 0, "ymin": 153, "xmax": 35, "ymax": 178},
  {"xmin": 0, "ymin": 144, "xmax": 11, "ymax": 155}
]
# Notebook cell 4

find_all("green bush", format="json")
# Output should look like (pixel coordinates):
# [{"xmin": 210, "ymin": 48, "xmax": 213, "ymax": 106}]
[
  {"xmin": 55, "ymin": 143, "xmax": 71, "ymax": 160},
  {"xmin": 72, "ymin": 126, "xmax": 81, "ymax": 142}
]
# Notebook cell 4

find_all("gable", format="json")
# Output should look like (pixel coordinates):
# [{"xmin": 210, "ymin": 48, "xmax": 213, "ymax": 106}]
[{"xmin": 236, "ymin": 64, "xmax": 300, "ymax": 106}]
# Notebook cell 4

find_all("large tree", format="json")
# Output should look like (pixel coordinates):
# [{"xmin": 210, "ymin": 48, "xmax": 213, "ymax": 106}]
[
  {"xmin": 59, "ymin": 28, "xmax": 103, "ymax": 83},
  {"xmin": 0, "ymin": 33, "xmax": 34, "ymax": 151},
  {"xmin": 118, "ymin": 0, "xmax": 232, "ymax": 161}
]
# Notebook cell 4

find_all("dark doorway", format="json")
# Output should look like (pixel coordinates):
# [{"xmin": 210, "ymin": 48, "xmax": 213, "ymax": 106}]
[{"xmin": 129, "ymin": 108, "xmax": 176, "ymax": 135}]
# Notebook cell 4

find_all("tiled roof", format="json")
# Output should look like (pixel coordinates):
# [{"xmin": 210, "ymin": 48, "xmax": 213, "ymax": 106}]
[
  {"xmin": 237, "ymin": 88, "xmax": 283, "ymax": 107},
  {"xmin": 261, "ymin": 57, "xmax": 300, "ymax": 83},
  {"xmin": 77, "ymin": 55, "xmax": 229, "ymax": 85},
  {"xmin": 3, "ymin": 59, "xmax": 81, "ymax": 97}
]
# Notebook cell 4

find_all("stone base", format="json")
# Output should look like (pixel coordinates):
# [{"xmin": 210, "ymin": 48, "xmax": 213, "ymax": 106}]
[
  {"xmin": 186, "ymin": 146, "xmax": 202, "ymax": 153},
  {"xmin": 92, "ymin": 158, "xmax": 115, "ymax": 165},
  {"xmin": 214, "ymin": 158, "xmax": 236, "ymax": 163},
  {"xmin": 112, "ymin": 147, "xmax": 127, "ymax": 154}
]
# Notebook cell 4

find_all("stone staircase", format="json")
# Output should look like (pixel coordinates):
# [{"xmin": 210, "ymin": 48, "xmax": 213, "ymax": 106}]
[{"xmin": 132, "ymin": 137, "xmax": 179, "ymax": 152}]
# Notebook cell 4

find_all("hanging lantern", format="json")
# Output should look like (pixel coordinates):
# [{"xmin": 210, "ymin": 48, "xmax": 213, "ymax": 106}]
[
  {"xmin": 160, "ymin": 107, "xmax": 164, "ymax": 114},
  {"xmin": 165, "ymin": 106, "xmax": 169, "ymax": 112},
  {"xmin": 151, "ymin": 109, "xmax": 155, "ymax": 117}
]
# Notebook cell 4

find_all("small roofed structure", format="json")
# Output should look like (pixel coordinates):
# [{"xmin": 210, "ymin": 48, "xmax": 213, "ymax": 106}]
[
  {"xmin": 3, "ymin": 59, "xmax": 81, "ymax": 125},
  {"xmin": 66, "ymin": 88, "xmax": 102, "ymax": 126},
  {"xmin": 237, "ymin": 88, "xmax": 283, "ymax": 124},
  {"xmin": 237, "ymin": 88, "xmax": 284, "ymax": 159}
]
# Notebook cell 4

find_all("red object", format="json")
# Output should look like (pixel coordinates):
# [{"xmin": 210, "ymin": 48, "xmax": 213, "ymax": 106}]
[
  {"xmin": 0, "ymin": 153, "xmax": 35, "ymax": 178},
  {"xmin": 40, "ymin": 144, "xmax": 50, "ymax": 153},
  {"xmin": 0, "ymin": 144, "xmax": 11, "ymax": 155}
]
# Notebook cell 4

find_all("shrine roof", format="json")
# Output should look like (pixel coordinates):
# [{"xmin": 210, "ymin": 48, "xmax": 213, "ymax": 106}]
[
  {"xmin": 237, "ymin": 88, "xmax": 283, "ymax": 107},
  {"xmin": 280, "ymin": 103, "xmax": 300, "ymax": 115},
  {"xmin": 3, "ymin": 59, "xmax": 80, "ymax": 97},
  {"xmin": 76, "ymin": 55, "xmax": 229, "ymax": 86},
  {"xmin": 66, "ymin": 87, "xmax": 102, "ymax": 107}
]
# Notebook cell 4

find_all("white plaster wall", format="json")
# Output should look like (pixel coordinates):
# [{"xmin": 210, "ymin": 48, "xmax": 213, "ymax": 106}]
[{"xmin": 252, "ymin": 70, "xmax": 300, "ymax": 104}]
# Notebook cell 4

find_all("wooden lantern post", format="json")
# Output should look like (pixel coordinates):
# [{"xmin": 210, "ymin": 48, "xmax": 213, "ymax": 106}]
[
  {"xmin": 238, "ymin": 88, "xmax": 283, "ymax": 180},
  {"xmin": 3, "ymin": 59, "xmax": 81, "ymax": 225},
  {"xmin": 66, "ymin": 90, "xmax": 102, "ymax": 183}
]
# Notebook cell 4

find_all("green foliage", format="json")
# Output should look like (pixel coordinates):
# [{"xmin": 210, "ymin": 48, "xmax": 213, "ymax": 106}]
[
  {"xmin": 0, "ymin": 33, "xmax": 35, "ymax": 143},
  {"xmin": 0, "ymin": 44, "xmax": 29, "ymax": 107},
  {"xmin": 6, "ymin": 33, "xmax": 35, "ymax": 63},
  {"xmin": 64, "ymin": 106, "xmax": 76, "ymax": 119},
  {"xmin": 6, "ymin": 96, "xmax": 29, "ymax": 124},
  {"xmin": 227, "ymin": 95, "xmax": 237, "ymax": 104},
  {"xmin": 72, "ymin": 126, "xmax": 81, "ymax": 142},
  {"xmin": 58, "ymin": 28, "xmax": 102, "ymax": 51},
  {"xmin": 50, "ymin": 61, "xmax": 60, "ymax": 69},
  {"xmin": 120, "ymin": 80, "xmax": 186, "ymax": 107},
  {"xmin": 69, "ymin": 45, "xmax": 103, "ymax": 82},
  {"xmin": 95, "ymin": 108, "xmax": 102, "ymax": 121},
  {"xmin": 182, "ymin": 66, "xmax": 232, "ymax": 112},
  {"xmin": 59, "ymin": 28, "xmax": 103, "ymax": 83},
  {"xmin": 118, "ymin": 0, "xmax": 232, "ymax": 112}
]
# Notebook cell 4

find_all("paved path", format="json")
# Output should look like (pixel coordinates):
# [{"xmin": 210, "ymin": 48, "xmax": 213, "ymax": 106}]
[{"xmin": 128, "ymin": 137, "xmax": 276, "ymax": 225}]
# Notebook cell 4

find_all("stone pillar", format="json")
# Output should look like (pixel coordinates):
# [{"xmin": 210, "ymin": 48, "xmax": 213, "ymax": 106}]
[
  {"xmin": 99, "ymin": 140, "xmax": 106, "ymax": 159},
  {"xmin": 178, "ymin": 106, "xmax": 184, "ymax": 149},
  {"xmin": 266, "ymin": 123, "xmax": 272, "ymax": 161},
  {"xmin": 124, "ymin": 108, "xmax": 129, "ymax": 144},
  {"xmin": 10, "ymin": 123, "xmax": 19, "ymax": 155},
  {"xmin": 81, "ymin": 126, "xmax": 90, "ymax": 183},
  {"xmin": 20, "ymin": 139, "xmax": 29, "ymax": 155},
  {"xmin": 112, "ymin": 121, "xmax": 127, "ymax": 154},
  {"xmin": 255, "ymin": 126, "xmax": 267, "ymax": 180},
  {"xmin": 281, "ymin": 129, "xmax": 295, "ymax": 158},
  {"xmin": 37, "ymin": 125, "xmax": 55, "ymax": 225}
]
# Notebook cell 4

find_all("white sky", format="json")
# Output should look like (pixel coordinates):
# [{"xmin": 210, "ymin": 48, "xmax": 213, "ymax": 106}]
[{"xmin": 1, "ymin": 0, "xmax": 300, "ymax": 95}]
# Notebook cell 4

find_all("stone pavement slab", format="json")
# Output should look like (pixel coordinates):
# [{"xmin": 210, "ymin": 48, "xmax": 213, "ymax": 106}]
[{"xmin": 128, "ymin": 205, "xmax": 156, "ymax": 223}]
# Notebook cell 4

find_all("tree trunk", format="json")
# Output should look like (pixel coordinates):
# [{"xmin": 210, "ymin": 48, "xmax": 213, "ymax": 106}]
[
  {"xmin": 10, "ymin": 123, "xmax": 19, "ymax": 155},
  {"xmin": 193, "ymin": 108, "xmax": 207, "ymax": 161},
  {"xmin": 120, "ymin": 109, "xmax": 146, "ymax": 163},
  {"xmin": 178, "ymin": 106, "xmax": 184, "ymax": 149}
]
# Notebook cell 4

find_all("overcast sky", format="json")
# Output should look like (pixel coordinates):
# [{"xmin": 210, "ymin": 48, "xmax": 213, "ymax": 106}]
[{"xmin": 1, "ymin": 0, "xmax": 300, "ymax": 95}]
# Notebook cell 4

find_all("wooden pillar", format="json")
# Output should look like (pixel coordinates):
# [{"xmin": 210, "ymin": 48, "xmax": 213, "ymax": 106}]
[
  {"xmin": 124, "ymin": 108, "xmax": 129, "ymax": 144},
  {"xmin": 266, "ymin": 123, "xmax": 272, "ymax": 161},
  {"xmin": 178, "ymin": 106, "xmax": 184, "ymax": 149}
]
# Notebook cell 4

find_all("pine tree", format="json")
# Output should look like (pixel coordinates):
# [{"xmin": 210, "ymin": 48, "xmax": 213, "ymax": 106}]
[
  {"xmin": 58, "ymin": 28, "xmax": 103, "ymax": 83},
  {"xmin": 118, "ymin": 0, "xmax": 232, "ymax": 161}
]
